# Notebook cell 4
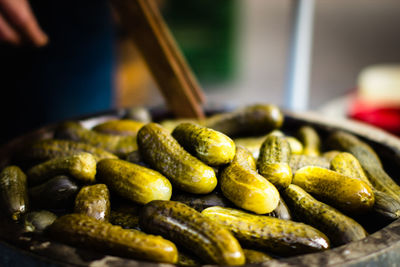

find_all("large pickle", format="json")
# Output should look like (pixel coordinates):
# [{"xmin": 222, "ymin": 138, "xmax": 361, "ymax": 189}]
[
  {"xmin": 27, "ymin": 152, "xmax": 96, "ymax": 185},
  {"xmin": 201, "ymin": 206, "xmax": 330, "ymax": 256},
  {"xmin": 293, "ymin": 166, "xmax": 375, "ymax": 214},
  {"xmin": 283, "ymin": 184, "xmax": 367, "ymax": 246},
  {"xmin": 257, "ymin": 134, "xmax": 292, "ymax": 189},
  {"xmin": 97, "ymin": 159, "xmax": 172, "ymax": 205},
  {"xmin": 55, "ymin": 121, "xmax": 138, "ymax": 156},
  {"xmin": 171, "ymin": 122, "xmax": 236, "ymax": 166},
  {"xmin": 137, "ymin": 123, "xmax": 217, "ymax": 194},
  {"xmin": 331, "ymin": 152, "xmax": 400, "ymax": 220},
  {"xmin": 92, "ymin": 119, "xmax": 144, "ymax": 136},
  {"xmin": 220, "ymin": 146, "xmax": 280, "ymax": 214},
  {"xmin": 139, "ymin": 200, "xmax": 245, "ymax": 265},
  {"xmin": 19, "ymin": 139, "xmax": 117, "ymax": 165},
  {"xmin": 74, "ymin": 184, "xmax": 110, "ymax": 221},
  {"xmin": 0, "ymin": 166, "xmax": 28, "ymax": 221},
  {"xmin": 205, "ymin": 104, "xmax": 284, "ymax": 137},
  {"xmin": 46, "ymin": 214, "xmax": 178, "ymax": 263}
]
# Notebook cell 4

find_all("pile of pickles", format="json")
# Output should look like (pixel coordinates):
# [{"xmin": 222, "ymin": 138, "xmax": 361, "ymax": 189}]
[{"xmin": 1, "ymin": 104, "xmax": 400, "ymax": 266}]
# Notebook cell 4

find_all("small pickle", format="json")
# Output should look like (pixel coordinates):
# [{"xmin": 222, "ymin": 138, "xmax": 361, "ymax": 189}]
[
  {"xmin": 243, "ymin": 249, "xmax": 272, "ymax": 264},
  {"xmin": 172, "ymin": 122, "xmax": 236, "ymax": 166},
  {"xmin": 283, "ymin": 184, "xmax": 368, "ymax": 247},
  {"xmin": 74, "ymin": 184, "xmax": 110, "ymax": 221},
  {"xmin": 29, "ymin": 175, "xmax": 78, "ymax": 209},
  {"xmin": 0, "ymin": 166, "xmax": 28, "ymax": 221},
  {"xmin": 137, "ymin": 123, "xmax": 217, "ymax": 194},
  {"xmin": 286, "ymin": 136, "xmax": 304, "ymax": 155},
  {"xmin": 124, "ymin": 106, "xmax": 152, "ymax": 123},
  {"xmin": 293, "ymin": 166, "xmax": 375, "ymax": 214},
  {"xmin": 92, "ymin": 119, "xmax": 144, "ymax": 136},
  {"xmin": 205, "ymin": 104, "xmax": 284, "ymax": 137},
  {"xmin": 46, "ymin": 214, "xmax": 178, "ymax": 264},
  {"xmin": 220, "ymin": 146, "xmax": 280, "ymax": 214},
  {"xmin": 257, "ymin": 134, "xmax": 293, "ymax": 189},
  {"xmin": 139, "ymin": 200, "xmax": 245, "ymax": 266},
  {"xmin": 27, "ymin": 152, "xmax": 96, "ymax": 185},
  {"xmin": 97, "ymin": 159, "xmax": 172, "ymax": 205},
  {"xmin": 202, "ymin": 206, "xmax": 330, "ymax": 256},
  {"xmin": 55, "ymin": 121, "xmax": 138, "ymax": 157},
  {"xmin": 289, "ymin": 154, "xmax": 330, "ymax": 173},
  {"xmin": 297, "ymin": 126, "xmax": 321, "ymax": 156},
  {"xmin": 24, "ymin": 210, "xmax": 57, "ymax": 232}
]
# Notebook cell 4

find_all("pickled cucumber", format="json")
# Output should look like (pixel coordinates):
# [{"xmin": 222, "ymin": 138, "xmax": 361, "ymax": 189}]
[
  {"xmin": 92, "ymin": 119, "xmax": 144, "ymax": 136},
  {"xmin": 74, "ymin": 184, "xmax": 110, "ymax": 221},
  {"xmin": 97, "ymin": 159, "xmax": 172, "ymax": 205},
  {"xmin": 172, "ymin": 122, "xmax": 236, "ymax": 166},
  {"xmin": 139, "ymin": 200, "xmax": 245, "ymax": 265},
  {"xmin": 202, "ymin": 206, "xmax": 330, "ymax": 256},
  {"xmin": 137, "ymin": 123, "xmax": 217, "ymax": 194}
]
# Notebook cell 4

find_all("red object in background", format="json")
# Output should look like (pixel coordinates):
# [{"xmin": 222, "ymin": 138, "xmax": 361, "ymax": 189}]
[{"xmin": 348, "ymin": 96, "xmax": 400, "ymax": 136}]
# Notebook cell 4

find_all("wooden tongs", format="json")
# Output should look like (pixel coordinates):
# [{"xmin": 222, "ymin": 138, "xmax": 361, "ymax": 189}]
[{"xmin": 112, "ymin": 0, "xmax": 206, "ymax": 119}]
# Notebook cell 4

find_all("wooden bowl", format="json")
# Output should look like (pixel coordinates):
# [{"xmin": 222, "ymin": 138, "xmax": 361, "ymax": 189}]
[{"xmin": 0, "ymin": 108, "xmax": 400, "ymax": 266}]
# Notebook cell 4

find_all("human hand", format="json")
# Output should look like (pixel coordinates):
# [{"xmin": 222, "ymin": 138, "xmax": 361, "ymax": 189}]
[{"xmin": 0, "ymin": 0, "xmax": 48, "ymax": 46}]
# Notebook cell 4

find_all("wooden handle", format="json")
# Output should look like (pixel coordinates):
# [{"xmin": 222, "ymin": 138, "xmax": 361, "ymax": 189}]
[{"xmin": 112, "ymin": 0, "xmax": 205, "ymax": 119}]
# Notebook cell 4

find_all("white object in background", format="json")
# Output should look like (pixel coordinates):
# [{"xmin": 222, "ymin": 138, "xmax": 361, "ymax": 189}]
[
  {"xmin": 284, "ymin": 0, "xmax": 316, "ymax": 111},
  {"xmin": 358, "ymin": 64, "xmax": 400, "ymax": 105}
]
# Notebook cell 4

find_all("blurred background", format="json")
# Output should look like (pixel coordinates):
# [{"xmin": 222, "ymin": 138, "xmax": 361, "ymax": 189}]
[
  {"xmin": 116, "ymin": 0, "xmax": 400, "ymax": 116},
  {"xmin": 2, "ymin": 0, "xmax": 400, "ymax": 142}
]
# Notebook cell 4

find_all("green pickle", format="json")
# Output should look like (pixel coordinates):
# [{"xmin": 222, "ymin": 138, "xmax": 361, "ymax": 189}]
[
  {"xmin": 92, "ymin": 119, "xmax": 144, "ymax": 136},
  {"xmin": 74, "ymin": 184, "xmax": 110, "ymax": 221},
  {"xmin": 97, "ymin": 159, "xmax": 172, "ymax": 205},
  {"xmin": 137, "ymin": 123, "xmax": 217, "ymax": 194},
  {"xmin": 205, "ymin": 104, "xmax": 284, "ymax": 136},
  {"xmin": 293, "ymin": 166, "xmax": 375, "ymax": 214},
  {"xmin": 27, "ymin": 152, "xmax": 96, "ymax": 185},
  {"xmin": 220, "ymin": 146, "xmax": 280, "ymax": 214},
  {"xmin": 297, "ymin": 126, "xmax": 321, "ymax": 156},
  {"xmin": 172, "ymin": 122, "xmax": 236, "ymax": 166},
  {"xmin": 46, "ymin": 213, "xmax": 178, "ymax": 264},
  {"xmin": 202, "ymin": 206, "xmax": 330, "ymax": 256},
  {"xmin": 283, "ymin": 184, "xmax": 367, "ymax": 246},
  {"xmin": 0, "ymin": 166, "xmax": 29, "ymax": 221},
  {"xmin": 257, "ymin": 134, "xmax": 293, "ymax": 189},
  {"xmin": 55, "ymin": 121, "xmax": 138, "ymax": 156},
  {"xmin": 139, "ymin": 200, "xmax": 245, "ymax": 265}
]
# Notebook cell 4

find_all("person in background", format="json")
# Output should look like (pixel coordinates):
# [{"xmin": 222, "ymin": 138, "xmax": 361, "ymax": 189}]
[{"xmin": 0, "ymin": 0, "xmax": 115, "ymax": 144}]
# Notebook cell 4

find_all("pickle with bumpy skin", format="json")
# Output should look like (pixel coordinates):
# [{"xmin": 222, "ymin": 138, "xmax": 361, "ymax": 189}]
[
  {"xmin": 97, "ymin": 159, "xmax": 172, "ymax": 205},
  {"xmin": 74, "ymin": 184, "xmax": 110, "ymax": 221},
  {"xmin": 205, "ymin": 104, "xmax": 284, "ymax": 137},
  {"xmin": 220, "ymin": 146, "xmax": 280, "ymax": 214},
  {"xmin": 243, "ymin": 249, "xmax": 272, "ymax": 264},
  {"xmin": 330, "ymin": 152, "xmax": 400, "ymax": 220},
  {"xmin": 172, "ymin": 122, "xmax": 236, "ymax": 166},
  {"xmin": 137, "ymin": 123, "xmax": 217, "ymax": 194},
  {"xmin": 257, "ymin": 134, "xmax": 292, "ymax": 189},
  {"xmin": 139, "ymin": 200, "xmax": 245, "ymax": 266},
  {"xmin": 46, "ymin": 213, "xmax": 178, "ymax": 264},
  {"xmin": 201, "ymin": 206, "xmax": 330, "ymax": 256},
  {"xmin": 283, "ymin": 184, "xmax": 367, "ymax": 246},
  {"xmin": 18, "ymin": 139, "xmax": 117, "ymax": 166},
  {"xmin": 55, "ymin": 121, "xmax": 138, "ymax": 157},
  {"xmin": 92, "ymin": 119, "xmax": 144, "ymax": 136},
  {"xmin": 0, "ymin": 166, "xmax": 28, "ymax": 221},
  {"xmin": 297, "ymin": 126, "xmax": 321, "ymax": 156},
  {"xmin": 27, "ymin": 152, "xmax": 96, "ymax": 185},
  {"xmin": 289, "ymin": 154, "xmax": 330, "ymax": 172},
  {"xmin": 293, "ymin": 166, "xmax": 375, "ymax": 214},
  {"xmin": 29, "ymin": 175, "xmax": 78, "ymax": 209}
]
